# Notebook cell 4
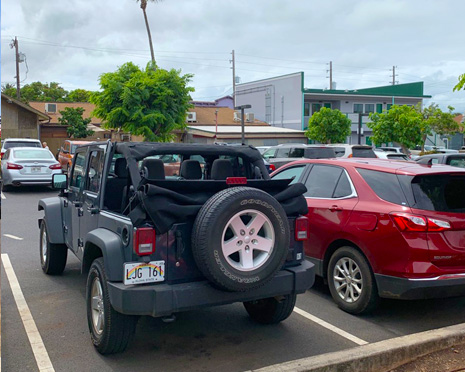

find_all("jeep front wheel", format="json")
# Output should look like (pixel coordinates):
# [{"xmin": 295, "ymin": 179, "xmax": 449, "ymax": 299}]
[
  {"xmin": 40, "ymin": 220, "xmax": 67, "ymax": 275},
  {"xmin": 192, "ymin": 187, "xmax": 289, "ymax": 292},
  {"xmin": 86, "ymin": 258, "xmax": 138, "ymax": 354}
]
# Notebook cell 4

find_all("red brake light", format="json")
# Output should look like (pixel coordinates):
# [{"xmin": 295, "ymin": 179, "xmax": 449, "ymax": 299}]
[
  {"xmin": 226, "ymin": 177, "xmax": 247, "ymax": 185},
  {"xmin": 1, "ymin": 152, "xmax": 4, "ymax": 159},
  {"xmin": 427, "ymin": 218, "xmax": 451, "ymax": 232},
  {"xmin": 49, "ymin": 163, "xmax": 62, "ymax": 170},
  {"xmin": 390, "ymin": 213, "xmax": 427, "ymax": 232},
  {"xmin": 295, "ymin": 216, "xmax": 309, "ymax": 241},
  {"xmin": 7, "ymin": 162, "xmax": 23, "ymax": 170},
  {"xmin": 269, "ymin": 164, "xmax": 276, "ymax": 172},
  {"xmin": 390, "ymin": 213, "xmax": 451, "ymax": 232},
  {"xmin": 133, "ymin": 227, "xmax": 156, "ymax": 256}
]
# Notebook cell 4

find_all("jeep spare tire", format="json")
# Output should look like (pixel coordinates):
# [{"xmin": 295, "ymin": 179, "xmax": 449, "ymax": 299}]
[{"xmin": 192, "ymin": 186, "xmax": 289, "ymax": 292}]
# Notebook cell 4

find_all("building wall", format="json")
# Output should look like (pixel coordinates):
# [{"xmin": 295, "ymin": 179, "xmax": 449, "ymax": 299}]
[
  {"xmin": 236, "ymin": 73, "xmax": 303, "ymax": 130},
  {"xmin": 215, "ymin": 96, "xmax": 234, "ymax": 109},
  {"xmin": 1, "ymin": 96, "xmax": 39, "ymax": 139}
]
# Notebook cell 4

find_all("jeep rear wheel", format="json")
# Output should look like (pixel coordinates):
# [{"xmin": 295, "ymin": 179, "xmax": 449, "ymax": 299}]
[
  {"xmin": 86, "ymin": 258, "xmax": 138, "ymax": 354},
  {"xmin": 40, "ymin": 220, "xmax": 67, "ymax": 275},
  {"xmin": 244, "ymin": 294, "xmax": 296, "ymax": 324},
  {"xmin": 192, "ymin": 187, "xmax": 289, "ymax": 292}
]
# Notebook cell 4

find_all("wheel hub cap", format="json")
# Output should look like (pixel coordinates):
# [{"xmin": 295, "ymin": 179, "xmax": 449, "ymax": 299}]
[
  {"xmin": 91, "ymin": 277, "xmax": 104, "ymax": 335},
  {"xmin": 221, "ymin": 209, "xmax": 275, "ymax": 272},
  {"xmin": 333, "ymin": 257, "xmax": 363, "ymax": 303}
]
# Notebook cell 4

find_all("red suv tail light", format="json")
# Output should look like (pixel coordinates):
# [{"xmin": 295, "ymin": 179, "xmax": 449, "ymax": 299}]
[
  {"xmin": 1, "ymin": 152, "xmax": 4, "ymax": 159},
  {"xmin": 295, "ymin": 216, "xmax": 309, "ymax": 241},
  {"xmin": 390, "ymin": 213, "xmax": 451, "ymax": 232},
  {"xmin": 49, "ymin": 163, "xmax": 62, "ymax": 170},
  {"xmin": 269, "ymin": 164, "xmax": 276, "ymax": 172},
  {"xmin": 133, "ymin": 227, "xmax": 156, "ymax": 256},
  {"xmin": 7, "ymin": 162, "xmax": 23, "ymax": 170}
]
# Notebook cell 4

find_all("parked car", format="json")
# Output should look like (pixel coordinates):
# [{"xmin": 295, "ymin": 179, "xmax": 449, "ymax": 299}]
[
  {"xmin": 255, "ymin": 146, "xmax": 271, "ymax": 154},
  {"xmin": 39, "ymin": 141, "xmax": 314, "ymax": 354},
  {"xmin": 326, "ymin": 144, "xmax": 377, "ymax": 158},
  {"xmin": 272, "ymin": 158, "xmax": 465, "ymax": 314},
  {"xmin": 1, "ymin": 138, "xmax": 42, "ymax": 159},
  {"xmin": 58, "ymin": 140, "xmax": 92, "ymax": 173},
  {"xmin": 416, "ymin": 153, "xmax": 465, "ymax": 168},
  {"xmin": 374, "ymin": 150, "xmax": 409, "ymax": 161},
  {"xmin": 1, "ymin": 147, "xmax": 62, "ymax": 190},
  {"xmin": 375, "ymin": 146, "xmax": 405, "ymax": 154},
  {"xmin": 262, "ymin": 144, "xmax": 336, "ymax": 169}
]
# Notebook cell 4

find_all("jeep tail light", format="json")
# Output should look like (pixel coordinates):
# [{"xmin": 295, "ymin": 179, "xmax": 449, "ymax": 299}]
[
  {"xmin": 49, "ymin": 163, "xmax": 62, "ymax": 170},
  {"xmin": 7, "ymin": 162, "xmax": 23, "ymax": 170},
  {"xmin": 133, "ymin": 227, "xmax": 156, "ymax": 256},
  {"xmin": 390, "ymin": 213, "xmax": 451, "ymax": 232},
  {"xmin": 226, "ymin": 177, "xmax": 247, "ymax": 185},
  {"xmin": 295, "ymin": 216, "xmax": 309, "ymax": 241}
]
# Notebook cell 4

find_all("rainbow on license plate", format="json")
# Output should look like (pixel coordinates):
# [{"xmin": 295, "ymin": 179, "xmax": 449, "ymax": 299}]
[{"xmin": 124, "ymin": 261, "xmax": 165, "ymax": 285}]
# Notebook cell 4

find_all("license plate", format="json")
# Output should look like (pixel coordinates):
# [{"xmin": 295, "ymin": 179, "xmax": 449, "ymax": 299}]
[
  {"xmin": 124, "ymin": 260, "xmax": 165, "ymax": 285},
  {"xmin": 31, "ymin": 167, "xmax": 41, "ymax": 173}
]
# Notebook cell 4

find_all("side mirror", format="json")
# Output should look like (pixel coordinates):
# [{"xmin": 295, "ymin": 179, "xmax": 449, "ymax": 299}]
[{"xmin": 52, "ymin": 173, "xmax": 68, "ymax": 190}]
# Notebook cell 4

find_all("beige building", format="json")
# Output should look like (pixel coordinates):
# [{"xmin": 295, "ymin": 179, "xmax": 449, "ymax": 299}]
[{"xmin": 1, "ymin": 93, "xmax": 50, "ymax": 139}]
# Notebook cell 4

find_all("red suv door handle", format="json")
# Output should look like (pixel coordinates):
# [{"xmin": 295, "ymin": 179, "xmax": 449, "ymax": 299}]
[{"xmin": 329, "ymin": 205, "xmax": 343, "ymax": 212}]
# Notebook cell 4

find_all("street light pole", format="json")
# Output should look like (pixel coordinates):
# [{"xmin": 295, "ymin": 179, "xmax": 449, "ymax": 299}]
[{"xmin": 235, "ymin": 104, "xmax": 251, "ymax": 145}]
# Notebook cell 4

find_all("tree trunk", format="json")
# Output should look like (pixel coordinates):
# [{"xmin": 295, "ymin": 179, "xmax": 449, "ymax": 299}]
[
  {"xmin": 142, "ymin": 6, "xmax": 156, "ymax": 68},
  {"xmin": 421, "ymin": 134, "xmax": 427, "ymax": 152}
]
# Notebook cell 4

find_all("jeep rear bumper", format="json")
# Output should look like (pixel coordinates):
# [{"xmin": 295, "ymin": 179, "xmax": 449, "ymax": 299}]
[{"xmin": 107, "ymin": 261, "xmax": 315, "ymax": 317}]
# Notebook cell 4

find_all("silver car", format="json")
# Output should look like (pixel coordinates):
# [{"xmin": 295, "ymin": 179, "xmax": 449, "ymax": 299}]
[{"xmin": 1, "ymin": 147, "xmax": 62, "ymax": 190}]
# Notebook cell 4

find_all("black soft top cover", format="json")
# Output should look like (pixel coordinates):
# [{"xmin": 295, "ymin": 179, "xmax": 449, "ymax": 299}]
[{"xmin": 115, "ymin": 142, "xmax": 307, "ymax": 233}]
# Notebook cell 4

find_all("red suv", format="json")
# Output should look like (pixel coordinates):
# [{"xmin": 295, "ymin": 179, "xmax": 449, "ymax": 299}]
[{"xmin": 272, "ymin": 158, "xmax": 465, "ymax": 314}]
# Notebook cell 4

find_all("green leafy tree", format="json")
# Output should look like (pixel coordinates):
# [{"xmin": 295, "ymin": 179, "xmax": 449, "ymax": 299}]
[
  {"xmin": 305, "ymin": 107, "xmax": 352, "ymax": 144},
  {"xmin": 58, "ymin": 107, "xmax": 94, "ymax": 138},
  {"xmin": 1, "ymin": 83, "xmax": 17, "ymax": 97},
  {"xmin": 454, "ymin": 74, "xmax": 465, "ymax": 91},
  {"xmin": 368, "ymin": 105, "xmax": 424, "ymax": 154},
  {"xmin": 417, "ymin": 103, "xmax": 459, "ymax": 151},
  {"xmin": 91, "ymin": 62, "xmax": 194, "ymax": 141},
  {"xmin": 136, "ymin": 0, "xmax": 162, "ymax": 66},
  {"xmin": 67, "ymin": 89, "xmax": 93, "ymax": 102}
]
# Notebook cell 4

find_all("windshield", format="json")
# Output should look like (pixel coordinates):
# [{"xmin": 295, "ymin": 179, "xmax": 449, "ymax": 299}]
[
  {"xmin": 13, "ymin": 149, "xmax": 53, "ymax": 159},
  {"xmin": 352, "ymin": 147, "xmax": 377, "ymax": 158},
  {"xmin": 4, "ymin": 141, "xmax": 41, "ymax": 149}
]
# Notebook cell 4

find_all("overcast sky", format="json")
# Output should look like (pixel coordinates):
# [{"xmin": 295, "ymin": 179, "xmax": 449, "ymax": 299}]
[{"xmin": 1, "ymin": 0, "xmax": 464, "ymax": 111}]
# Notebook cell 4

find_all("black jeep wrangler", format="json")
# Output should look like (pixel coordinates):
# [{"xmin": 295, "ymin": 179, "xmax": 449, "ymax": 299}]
[{"xmin": 38, "ymin": 141, "xmax": 315, "ymax": 354}]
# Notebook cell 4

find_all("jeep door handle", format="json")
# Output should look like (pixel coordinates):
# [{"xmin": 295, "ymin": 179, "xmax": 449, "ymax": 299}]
[{"xmin": 329, "ymin": 205, "xmax": 343, "ymax": 212}]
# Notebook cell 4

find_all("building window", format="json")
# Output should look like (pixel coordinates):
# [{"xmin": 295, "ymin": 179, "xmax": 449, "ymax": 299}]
[
  {"xmin": 324, "ymin": 102, "xmax": 332, "ymax": 109},
  {"xmin": 353, "ymin": 104, "xmax": 363, "ymax": 113},
  {"xmin": 312, "ymin": 103, "xmax": 322, "ymax": 115},
  {"xmin": 376, "ymin": 103, "xmax": 383, "ymax": 113},
  {"xmin": 387, "ymin": 104, "xmax": 393, "ymax": 110},
  {"xmin": 365, "ymin": 104, "xmax": 374, "ymax": 113},
  {"xmin": 304, "ymin": 102, "xmax": 310, "ymax": 116}
]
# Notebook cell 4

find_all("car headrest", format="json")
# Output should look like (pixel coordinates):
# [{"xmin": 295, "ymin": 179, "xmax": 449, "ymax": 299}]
[
  {"xmin": 180, "ymin": 160, "xmax": 202, "ymax": 179},
  {"xmin": 114, "ymin": 158, "xmax": 128, "ymax": 178},
  {"xmin": 142, "ymin": 158, "xmax": 165, "ymax": 180},
  {"xmin": 211, "ymin": 159, "xmax": 234, "ymax": 180}
]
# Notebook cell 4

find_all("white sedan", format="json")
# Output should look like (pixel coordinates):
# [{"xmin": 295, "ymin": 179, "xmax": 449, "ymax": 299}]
[{"xmin": 1, "ymin": 147, "xmax": 62, "ymax": 190}]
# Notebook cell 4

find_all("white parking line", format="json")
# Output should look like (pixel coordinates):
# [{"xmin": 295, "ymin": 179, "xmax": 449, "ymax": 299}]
[
  {"xmin": 294, "ymin": 307, "xmax": 368, "ymax": 346},
  {"xmin": 1, "ymin": 192, "xmax": 5, "ymax": 199},
  {"xmin": 1, "ymin": 254, "xmax": 55, "ymax": 372},
  {"xmin": 3, "ymin": 234, "xmax": 24, "ymax": 241}
]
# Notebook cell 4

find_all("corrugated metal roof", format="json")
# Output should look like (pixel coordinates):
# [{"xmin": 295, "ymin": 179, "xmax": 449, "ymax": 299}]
[{"xmin": 188, "ymin": 125, "xmax": 304, "ymax": 134}]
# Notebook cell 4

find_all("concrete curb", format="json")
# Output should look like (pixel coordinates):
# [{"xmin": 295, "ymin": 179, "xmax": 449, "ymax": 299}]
[{"xmin": 249, "ymin": 323, "xmax": 465, "ymax": 372}]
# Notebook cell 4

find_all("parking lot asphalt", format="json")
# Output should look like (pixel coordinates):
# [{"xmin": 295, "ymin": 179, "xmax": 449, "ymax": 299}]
[{"xmin": 2, "ymin": 186, "xmax": 465, "ymax": 371}]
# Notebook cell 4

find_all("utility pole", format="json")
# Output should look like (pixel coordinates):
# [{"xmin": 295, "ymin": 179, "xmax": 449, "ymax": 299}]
[
  {"xmin": 390, "ymin": 65, "xmax": 398, "ymax": 85},
  {"xmin": 235, "ymin": 104, "xmax": 251, "ymax": 145},
  {"xmin": 328, "ymin": 61, "xmax": 333, "ymax": 89},
  {"xmin": 12, "ymin": 37, "xmax": 21, "ymax": 99},
  {"xmin": 231, "ymin": 50, "xmax": 236, "ymax": 107}
]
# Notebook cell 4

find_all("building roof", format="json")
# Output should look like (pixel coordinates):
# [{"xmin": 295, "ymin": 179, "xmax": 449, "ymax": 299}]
[
  {"xmin": 1, "ymin": 93, "xmax": 50, "ymax": 121},
  {"xmin": 29, "ymin": 101, "xmax": 102, "ymax": 124},
  {"xmin": 187, "ymin": 107, "xmax": 269, "ymax": 126},
  {"xmin": 187, "ymin": 125, "xmax": 305, "ymax": 140},
  {"xmin": 304, "ymin": 82, "xmax": 431, "ymax": 98}
]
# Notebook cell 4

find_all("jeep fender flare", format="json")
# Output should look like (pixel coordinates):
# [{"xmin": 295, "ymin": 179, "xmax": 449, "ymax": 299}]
[
  {"xmin": 38, "ymin": 197, "xmax": 65, "ymax": 245},
  {"xmin": 83, "ymin": 229, "xmax": 125, "ymax": 282}
]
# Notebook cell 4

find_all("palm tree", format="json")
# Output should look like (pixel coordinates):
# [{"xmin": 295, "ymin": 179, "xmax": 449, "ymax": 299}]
[{"xmin": 136, "ymin": 0, "xmax": 161, "ymax": 67}]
